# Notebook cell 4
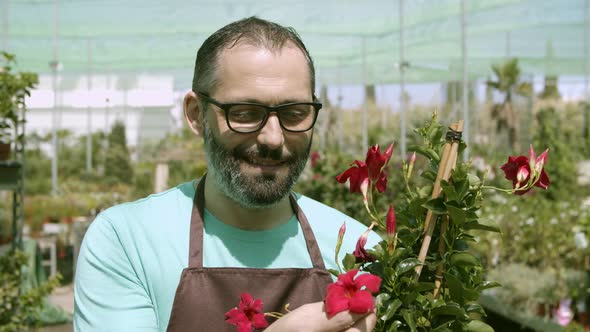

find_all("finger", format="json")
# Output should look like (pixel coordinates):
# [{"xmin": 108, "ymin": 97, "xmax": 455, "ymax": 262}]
[
  {"xmin": 342, "ymin": 312, "xmax": 377, "ymax": 332},
  {"xmin": 318, "ymin": 304, "xmax": 372, "ymax": 332}
]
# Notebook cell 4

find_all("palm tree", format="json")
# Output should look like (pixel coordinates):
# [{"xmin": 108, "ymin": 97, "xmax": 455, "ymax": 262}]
[{"xmin": 486, "ymin": 58, "xmax": 532, "ymax": 151}]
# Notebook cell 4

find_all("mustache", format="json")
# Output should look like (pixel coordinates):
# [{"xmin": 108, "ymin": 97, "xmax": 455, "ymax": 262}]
[{"xmin": 233, "ymin": 145, "xmax": 294, "ymax": 162}]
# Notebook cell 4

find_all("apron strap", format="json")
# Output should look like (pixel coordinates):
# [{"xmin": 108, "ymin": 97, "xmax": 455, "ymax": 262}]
[
  {"xmin": 188, "ymin": 175, "xmax": 206, "ymax": 268},
  {"xmin": 288, "ymin": 194, "xmax": 327, "ymax": 270},
  {"xmin": 188, "ymin": 175, "xmax": 327, "ymax": 270}
]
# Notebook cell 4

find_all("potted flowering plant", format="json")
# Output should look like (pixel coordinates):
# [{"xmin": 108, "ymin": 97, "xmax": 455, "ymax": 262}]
[{"xmin": 224, "ymin": 114, "xmax": 549, "ymax": 332}]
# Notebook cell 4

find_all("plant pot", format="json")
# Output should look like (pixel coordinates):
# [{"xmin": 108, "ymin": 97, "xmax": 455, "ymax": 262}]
[{"xmin": 0, "ymin": 143, "xmax": 10, "ymax": 160}]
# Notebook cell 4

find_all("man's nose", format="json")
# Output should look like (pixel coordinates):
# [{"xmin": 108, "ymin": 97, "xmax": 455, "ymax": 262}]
[{"xmin": 256, "ymin": 113, "xmax": 284, "ymax": 150}]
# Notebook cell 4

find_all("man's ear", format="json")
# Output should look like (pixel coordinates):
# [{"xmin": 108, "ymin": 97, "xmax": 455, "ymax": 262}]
[{"xmin": 184, "ymin": 90, "xmax": 204, "ymax": 136}]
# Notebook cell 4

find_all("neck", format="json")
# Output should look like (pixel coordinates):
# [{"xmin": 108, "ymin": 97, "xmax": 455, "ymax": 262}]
[{"xmin": 201, "ymin": 174, "xmax": 294, "ymax": 231}]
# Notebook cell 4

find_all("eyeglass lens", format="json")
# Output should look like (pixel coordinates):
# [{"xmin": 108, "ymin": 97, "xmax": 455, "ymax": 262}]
[{"xmin": 227, "ymin": 104, "xmax": 315, "ymax": 132}]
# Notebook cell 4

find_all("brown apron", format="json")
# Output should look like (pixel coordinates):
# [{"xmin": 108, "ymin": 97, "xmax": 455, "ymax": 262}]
[{"xmin": 167, "ymin": 175, "xmax": 334, "ymax": 331}]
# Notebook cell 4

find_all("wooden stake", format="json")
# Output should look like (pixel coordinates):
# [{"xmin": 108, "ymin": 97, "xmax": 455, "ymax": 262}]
[
  {"xmin": 414, "ymin": 121, "xmax": 464, "ymax": 280},
  {"xmin": 433, "ymin": 215, "xmax": 449, "ymax": 298}
]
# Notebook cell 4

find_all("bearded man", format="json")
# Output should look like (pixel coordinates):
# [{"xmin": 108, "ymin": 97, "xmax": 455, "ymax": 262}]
[{"xmin": 74, "ymin": 17, "xmax": 379, "ymax": 332}]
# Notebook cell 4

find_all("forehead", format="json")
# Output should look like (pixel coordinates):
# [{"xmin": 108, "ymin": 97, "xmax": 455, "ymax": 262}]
[{"xmin": 213, "ymin": 42, "xmax": 312, "ymax": 102}]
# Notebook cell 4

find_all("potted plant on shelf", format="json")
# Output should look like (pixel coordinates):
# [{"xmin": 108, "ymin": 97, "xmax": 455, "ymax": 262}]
[{"xmin": 0, "ymin": 51, "xmax": 38, "ymax": 161}]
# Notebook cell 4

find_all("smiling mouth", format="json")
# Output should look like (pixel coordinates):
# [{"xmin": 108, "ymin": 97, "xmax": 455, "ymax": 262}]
[{"xmin": 248, "ymin": 157, "xmax": 285, "ymax": 167}]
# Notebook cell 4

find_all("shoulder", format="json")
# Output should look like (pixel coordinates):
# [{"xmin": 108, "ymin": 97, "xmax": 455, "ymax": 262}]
[
  {"xmin": 83, "ymin": 181, "xmax": 195, "ymax": 252},
  {"xmin": 96, "ymin": 181, "xmax": 195, "ymax": 231},
  {"xmin": 101, "ymin": 181, "xmax": 195, "ymax": 221}
]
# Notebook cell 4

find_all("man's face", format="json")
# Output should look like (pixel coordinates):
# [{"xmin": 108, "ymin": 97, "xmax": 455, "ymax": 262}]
[{"xmin": 202, "ymin": 43, "xmax": 314, "ymax": 209}]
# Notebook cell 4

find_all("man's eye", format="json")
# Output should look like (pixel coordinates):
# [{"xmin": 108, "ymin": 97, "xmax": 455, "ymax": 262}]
[
  {"xmin": 229, "ymin": 109, "xmax": 264, "ymax": 123},
  {"xmin": 280, "ymin": 109, "xmax": 311, "ymax": 123}
]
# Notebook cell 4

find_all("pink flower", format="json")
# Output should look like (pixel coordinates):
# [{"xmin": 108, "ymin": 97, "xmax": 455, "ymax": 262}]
[
  {"xmin": 225, "ymin": 293, "xmax": 269, "ymax": 332},
  {"xmin": 353, "ymin": 229, "xmax": 375, "ymax": 263},
  {"xmin": 325, "ymin": 269, "xmax": 382, "ymax": 318},
  {"xmin": 500, "ymin": 146, "xmax": 550, "ymax": 195}
]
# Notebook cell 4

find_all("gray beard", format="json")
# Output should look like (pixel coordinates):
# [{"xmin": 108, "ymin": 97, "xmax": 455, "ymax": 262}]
[{"xmin": 202, "ymin": 118, "xmax": 311, "ymax": 209}]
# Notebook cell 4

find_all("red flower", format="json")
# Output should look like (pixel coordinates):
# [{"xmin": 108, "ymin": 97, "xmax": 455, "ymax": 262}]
[
  {"xmin": 366, "ymin": 143, "xmax": 394, "ymax": 186},
  {"xmin": 336, "ymin": 143, "xmax": 394, "ymax": 197},
  {"xmin": 225, "ymin": 293, "xmax": 269, "ymax": 332},
  {"xmin": 325, "ymin": 269, "xmax": 382, "ymax": 318},
  {"xmin": 310, "ymin": 151, "xmax": 321, "ymax": 168},
  {"xmin": 500, "ymin": 146, "xmax": 550, "ymax": 195},
  {"xmin": 353, "ymin": 229, "xmax": 375, "ymax": 263},
  {"xmin": 335, "ymin": 160, "xmax": 370, "ymax": 198}
]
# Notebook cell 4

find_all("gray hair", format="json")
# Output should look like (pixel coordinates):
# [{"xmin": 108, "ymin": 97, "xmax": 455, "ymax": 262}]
[{"xmin": 192, "ymin": 17, "xmax": 316, "ymax": 99}]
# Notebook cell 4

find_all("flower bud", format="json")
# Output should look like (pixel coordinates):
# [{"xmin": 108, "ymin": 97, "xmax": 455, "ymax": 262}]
[
  {"xmin": 386, "ymin": 205, "xmax": 396, "ymax": 240},
  {"xmin": 334, "ymin": 222, "xmax": 346, "ymax": 262},
  {"xmin": 407, "ymin": 152, "xmax": 416, "ymax": 179},
  {"xmin": 338, "ymin": 222, "xmax": 346, "ymax": 240}
]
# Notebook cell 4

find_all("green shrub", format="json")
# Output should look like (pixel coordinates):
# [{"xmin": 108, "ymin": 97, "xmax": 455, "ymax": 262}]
[{"xmin": 0, "ymin": 250, "xmax": 60, "ymax": 331}]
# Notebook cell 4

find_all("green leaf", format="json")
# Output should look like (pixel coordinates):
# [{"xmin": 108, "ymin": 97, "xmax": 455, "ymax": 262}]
[
  {"xmin": 453, "ymin": 240, "xmax": 469, "ymax": 251},
  {"xmin": 444, "ymin": 272, "xmax": 465, "ymax": 305},
  {"xmin": 395, "ymin": 258, "xmax": 422, "ymax": 276},
  {"xmin": 413, "ymin": 282, "xmax": 436, "ymax": 292},
  {"xmin": 464, "ymin": 303, "xmax": 486, "ymax": 317},
  {"xmin": 463, "ymin": 219, "xmax": 501, "ymax": 233},
  {"xmin": 479, "ymin": 281, "xmax": 502, "ymax": 290},
  {"xmin": 386, "ymin": 320, "xmax": 403, "ymax": 332},
  {"xmin": 446, "ymin": 204, "xmax": 466, "ymax": 225},
  {"xmin": 379, "ymin": 298, "xmax": 402, "ymax": 321},
  {"xmin": 391, "ymin": 247, "xmax": 410, "ymax": 264},
  {"xmin": 423, "ymin": 197, "xmax": 447, "ymax": 214},
  {"xmin": 421, "ymin": 170, "xmax": 437, "ymax": 182},
  {"xmin": 327, "ymin": 269, "xmax": 340, "ymax": 277},
  {"xmin": 410, "ymin": 145, "xmax": 440, "ymax": 162},
  {"xmin": 465, "ymin": 320, "xmax": 494, "ymax": 332},
  {"xmin": 465, "ymin": 210, "xmax": 478, "ymax": 222},
  {"xmin": 401, "ymin": 309, "xmax": 418, "ymax": 332},
  {"xmin": 428, "ymin": 125, "xmax": 443, "ymax": 144},
  {"xmin": 431, "ymin": 302, "xmax": 466, "ymax": 317},
  {"xmin": 375, "ymin": 293, "xmax": 391, "ymax": 308},
  {"xmin": 432, "ymin": 325, "xmax": 453, "ymax": 332},
  {"xmin": 449, "ymin": 252, "xmax": 481, "ymax": 267},
  {"xmin": 440, "ymin": 181, "xmax": 459, "ymax": 202},
  {"xmin": 343, "ymin": 253, "xmax": 356, "ymax": 271},
  {"xmin": 418, "ymin": 185, "xmax": 433, "ymax": 198},
  {"xmin": 454, "ymin": 179, "xmax": 469, "ymax": 199},
  {"xmin": 464, "ymin": 289, "xmax": 481, "ymax": 302}
]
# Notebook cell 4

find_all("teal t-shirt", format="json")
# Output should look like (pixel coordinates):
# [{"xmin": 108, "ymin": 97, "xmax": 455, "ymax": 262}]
[{"xmin": 74, "ymin": 181, "xmax": 381, "ymax": 331}]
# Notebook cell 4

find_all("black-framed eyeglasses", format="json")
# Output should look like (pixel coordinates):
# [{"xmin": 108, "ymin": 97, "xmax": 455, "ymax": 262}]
[{"xmin": 197, "ymin": 92, "xmax": 322, "ymax": 134}]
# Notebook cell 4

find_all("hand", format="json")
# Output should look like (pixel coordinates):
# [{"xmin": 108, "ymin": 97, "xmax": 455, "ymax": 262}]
[{"xmin": 264, "ymin": 301, "xmax": 377, "ymax": 332}]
